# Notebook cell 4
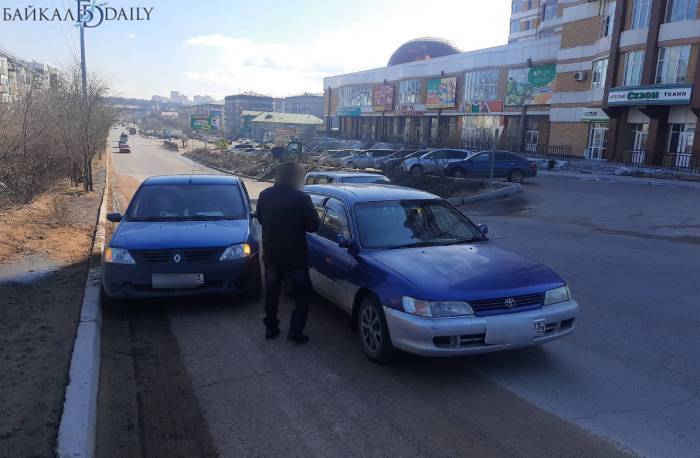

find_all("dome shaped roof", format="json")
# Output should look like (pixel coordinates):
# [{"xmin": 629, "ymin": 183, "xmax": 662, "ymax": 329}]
[{"xmin": 387, "ymin": 37, "xmax": 460, "ymax": 66}]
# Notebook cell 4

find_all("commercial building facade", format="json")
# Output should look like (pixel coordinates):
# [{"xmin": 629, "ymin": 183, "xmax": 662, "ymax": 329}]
[
  {"xmin": 323, "ymin": 0, "xmax": 700, "ymax": 168},
  {"xmin": 224, "ymin": 92, "xmax": 274, "ymax": 134},
  {"xmin": 283, "ymin": 93, "xmax": 324, "ymax": 118}
]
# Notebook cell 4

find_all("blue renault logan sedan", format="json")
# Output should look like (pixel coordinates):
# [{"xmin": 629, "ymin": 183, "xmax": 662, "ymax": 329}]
[
  {"xmin": 304, "ymin": 183, "xmax": 578, "ymax": 363},
  {"xmin": 101, "ymin": 175, "xmax": 261, "ymax": 301}
]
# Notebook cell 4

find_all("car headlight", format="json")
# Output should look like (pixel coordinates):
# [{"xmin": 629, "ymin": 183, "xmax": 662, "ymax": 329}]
[
  {"xmin": 544, "ymin": 285, "xmax": 571, "ymax": 305},
  {"xmin": 401, "ymin": 297, "xmax": 474, "ymax": 318},
  {"xmin": 219, "ymin": 243, "xmax": 252, "ymax": 261},
  {"xmin": 104, "ymin": 247, "xmax": 135, "ymax": 264}
]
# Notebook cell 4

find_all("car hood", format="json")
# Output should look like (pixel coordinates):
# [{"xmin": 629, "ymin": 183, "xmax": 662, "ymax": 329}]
[
  {"xmin": 363, "ymin": 242, "xmax": 563, "ymax": 300},
  {"xmin": 111, "ymin": 219, "xmax": 249, "ymax": 250}
]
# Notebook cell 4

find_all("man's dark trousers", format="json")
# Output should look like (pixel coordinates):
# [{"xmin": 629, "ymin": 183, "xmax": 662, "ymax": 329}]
[{"xmin": 263, "ymin": 263, "xmax": 311, "ymax": 336}]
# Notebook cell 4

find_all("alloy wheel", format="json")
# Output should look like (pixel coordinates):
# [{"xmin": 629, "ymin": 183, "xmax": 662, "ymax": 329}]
[{"xmin": 360, "ymin": 306, "xmax": 383, "ymax": 355}]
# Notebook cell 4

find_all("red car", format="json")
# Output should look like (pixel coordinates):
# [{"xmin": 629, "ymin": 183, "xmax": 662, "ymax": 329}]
[{"xmin": 119, "ymin": 143, "xmax": 131, "ymax": 153}]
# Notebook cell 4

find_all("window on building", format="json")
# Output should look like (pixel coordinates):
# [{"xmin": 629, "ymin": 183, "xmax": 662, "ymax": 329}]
[
  {"xmin": 464, "ymin": 69, "xmax": 499, "ymax": 101},
  {"xmin": 543, "ymin": 0, "xmax": 558, "ymax": 20},
  {"xmin": 656, "ymin": 45, "xmax": 691, "ymax": 84},
  {"xmin": 591, "ymin": 58, "xmax": 609, "ymax": 88},
  {"xmin": 460, "ymin": 116, "xmax": 501, "ymax": 148},
  {"xmin": 631, "ymin": 0, "xmax": 651, "ymax": 29},
  {"xmin": 511, "ymin": 0, "xmax": 533, "ymax": 13},
  {"xmin": 623, "ymin": 50, "xmax": 644, "ymax": 86},
  {"xmin": 600, "ymin": 0, "xmax": 615, "ymax": 36},
  {"xmin": 666, "ymin": 0, "xmax": 698, "ymax": 22},
  {"xmin": 510, "ymin": 21, "xmax": 521, "ymax": 33}
]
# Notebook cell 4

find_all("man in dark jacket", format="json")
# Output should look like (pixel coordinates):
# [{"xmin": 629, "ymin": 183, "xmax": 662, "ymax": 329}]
[{"xmin": 256, "ymin": 162, "xmax": 320, "ymax": 342}]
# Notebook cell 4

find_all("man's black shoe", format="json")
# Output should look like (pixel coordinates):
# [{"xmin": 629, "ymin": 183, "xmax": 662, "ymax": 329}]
[
  {"xmin": 286, "ymin": 334, "xmax": 309, "ymax": 344},
  {"xmin": 265, "ymin": 328, "xmax": 281, "ymax": 339}
]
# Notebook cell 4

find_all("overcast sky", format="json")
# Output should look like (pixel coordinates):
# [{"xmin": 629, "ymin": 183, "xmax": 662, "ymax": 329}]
[{"xmin": 1, "ymin": 0, "xmax": 511, "ymax": 99}]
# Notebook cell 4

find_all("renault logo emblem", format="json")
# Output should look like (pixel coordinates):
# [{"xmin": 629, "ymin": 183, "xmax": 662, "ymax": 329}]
[
  {"xmin": 172, "ymin": 253, "xmax": 182, "ymax": 264},
  {"xmin": 504, "ymin": 297, "xmax": 516, "ymax": 308}
]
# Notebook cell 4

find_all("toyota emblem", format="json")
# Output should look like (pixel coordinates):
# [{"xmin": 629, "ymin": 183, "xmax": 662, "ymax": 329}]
[
  {"xmin": 172, "ymin": 253, "xmax": 182, "ymax": 264},
  {"xmin": 504, "ymin": 297, "xmax": 516, "ymax": 308}
]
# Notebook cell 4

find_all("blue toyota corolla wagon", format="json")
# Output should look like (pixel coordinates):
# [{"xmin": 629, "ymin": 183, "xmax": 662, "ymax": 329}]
[
  {"xmin": 304, "ymin": 183, "xmax": 578, "ymax": 363},
  {"xmin": 101, "ymin": 175, "xmax": 261, "ymax": 301}
]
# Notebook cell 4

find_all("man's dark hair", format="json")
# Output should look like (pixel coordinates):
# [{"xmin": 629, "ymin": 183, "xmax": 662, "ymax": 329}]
[{"xmin": 275, "ymin": 162, "xmax": 301, "ymax": 186}]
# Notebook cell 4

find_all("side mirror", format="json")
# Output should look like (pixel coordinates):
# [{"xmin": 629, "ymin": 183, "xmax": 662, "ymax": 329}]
[
  {"xmin": 106, "ymin": 212, "xmax": 122, "ymax": 223},
  {"xmin": 477, "ymin": 223, "xmax": 488, "ymax": 235},
  {"xmin": 337, "ymin": 235, "xmax": 351, "ymax": 249}
]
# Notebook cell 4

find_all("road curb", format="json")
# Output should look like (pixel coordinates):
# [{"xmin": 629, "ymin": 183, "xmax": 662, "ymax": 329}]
[
  {"xmin": 56, "ymin": 152, "xmax": 110, "ymax": 458},
  {"xmin": 447, "ymin": 182, "xmax": 522, "ymax": 206}
]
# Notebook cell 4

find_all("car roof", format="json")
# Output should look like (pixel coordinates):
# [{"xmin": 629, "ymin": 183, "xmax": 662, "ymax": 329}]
[
  {"xmin": 142, "ymin": 174, "xmax": 241, "ymax": 186},
  {"xmin": 306, "ymin": 171, "xmax": 386, "ymax": 178},
  {"xmin": 305, "ymin": 183, "xmax": 439, "ymax": 204}
]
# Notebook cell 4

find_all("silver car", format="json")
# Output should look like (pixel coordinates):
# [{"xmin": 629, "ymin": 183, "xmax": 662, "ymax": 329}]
[
  {"xmin": 341, "ymin": 149, "xmax": 394, "ymax": 169},
  {"xmin": 402, "ymin": 149, "xmax": 471, "ymax": 174}
]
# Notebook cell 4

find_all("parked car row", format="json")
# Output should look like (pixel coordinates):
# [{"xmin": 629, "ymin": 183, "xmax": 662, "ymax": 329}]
[{"xmin": 102, "ymin": 172, "xmax": 577, "ymax": 364}]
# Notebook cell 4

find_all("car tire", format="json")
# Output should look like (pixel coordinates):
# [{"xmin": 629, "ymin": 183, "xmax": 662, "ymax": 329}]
[
  {"xmin": 508, "ymin": 169, "xmax": 524, "ymax": 183},
  {"xmin": 346, "ymin": 161, "xmax": 355, "ymax": 169},
  {"xmin": 451, "ymin": 168, "xmax": 465, "ymax": 178},
  {"xmin": 358, "ymin": 295, "xmax": 395, "ymax": 364},
  {"xmin": 410, "ymin": 165, "xmax": 424, "ymax": 175}
]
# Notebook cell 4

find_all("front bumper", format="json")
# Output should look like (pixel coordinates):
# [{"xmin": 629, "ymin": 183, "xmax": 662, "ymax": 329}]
[
  {"xmin": 101, "ymin": 254, "xmax": 260, "ymax": 299},
  {"xmin": 383, "ymin": 300, "xmax": 578, "ymax": 357}
]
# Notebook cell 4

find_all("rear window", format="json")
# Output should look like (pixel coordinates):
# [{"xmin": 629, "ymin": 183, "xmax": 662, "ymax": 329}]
[
  {"xmin": 126, "ymin": 184, "xmax": 246, "ymax": 221},
  {"xmin": 341, "ymin": 176, "xmax": 390, "ymax": 184}
]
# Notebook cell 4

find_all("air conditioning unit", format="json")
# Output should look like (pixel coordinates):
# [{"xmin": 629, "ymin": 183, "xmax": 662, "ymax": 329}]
[{"xmin": 574, "ymin": 71, "xmax": 587, "ymax": 81}]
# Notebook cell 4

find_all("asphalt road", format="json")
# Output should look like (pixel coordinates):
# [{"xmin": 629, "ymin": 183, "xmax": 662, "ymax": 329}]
[{"xmin": 102, "ymin": 130, "xmax": 699, "ymax": 457}]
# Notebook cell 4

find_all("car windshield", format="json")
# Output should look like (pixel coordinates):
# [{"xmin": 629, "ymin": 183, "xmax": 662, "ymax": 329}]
[
  {"xmin": 126, "ymin": 184, "xmax": 246, "ymax": 221},
  {"xmin": 354, "ymin": 199, "xmax": 485, "ymax": 249},
  {"xmin": 341, "ymin": 176, "xmax": 390, "ymax": 184}
]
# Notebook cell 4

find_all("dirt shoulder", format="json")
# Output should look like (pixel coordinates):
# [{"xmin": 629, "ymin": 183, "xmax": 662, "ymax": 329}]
[{"xmin": 0, "ymin": 156, "xmax": 106, "ymax": 457}]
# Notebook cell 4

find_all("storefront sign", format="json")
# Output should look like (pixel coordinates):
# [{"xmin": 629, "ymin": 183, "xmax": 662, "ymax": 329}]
[
  {"xmin": 397, "ymin": 104, "xmax": 426, "ymax": 116},
  {"xmin": 461, "ymin": 100, "xmax": 504, "ymax": 114},
  {"xmin": 607, "ymin": 85, "xmax": 692, "ymax": 105},
  {"xmin": 336, "ymin": 106, "xmax": 361, "ymax": 116},
  {"xmin": 425, "ymin": 77, "xmax": 457, "ymax": 108},
  {"xmin": 372, "ymin": 84, "xmax": 394, "ymax": 112},
  {"xmin": 581, "ymin": 108, "xmax": 609, "ymax": 122},
  {"xmin": 506, "ymin": 64, "xmax": 556, "ymax": 106}
]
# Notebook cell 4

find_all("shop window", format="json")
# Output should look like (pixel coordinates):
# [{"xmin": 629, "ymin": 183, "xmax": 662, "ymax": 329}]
[
  {"xmin": 592, "ymin": 58, "xmax": 608, "ymax": 89},
  {"xmin": 666, "ymin": 0, "xmax": 698, "ymax": 22},
  {"xmin": 623, "ymin": 50, "xmax": 644, "ymax": 86},
  {"xmin": 464, "ymin": 69, "xmax": 499, "ymax": 102},
  {"xmin": 460, "ymin": 116, "xmax": 501, "ymax": 148},
  {"xmin": 656, "ymin": 45, "xmax": 691, "ymax": 84},
  {"xmin": 668, "ymin": 123, "xmax": 695, "ymax": 154},
  {"xmin": 631, "ymin": 0, "xmax": 651, "ymax": 29},
  {"xmin": 430, "ymin": 118, "xmax": 438, "ymax": 144}
]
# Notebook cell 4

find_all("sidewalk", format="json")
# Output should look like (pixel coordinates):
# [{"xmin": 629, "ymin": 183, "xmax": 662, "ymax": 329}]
[{"xmin": 529, "ymin": 156, "xmax": 700, "ymax": 188}]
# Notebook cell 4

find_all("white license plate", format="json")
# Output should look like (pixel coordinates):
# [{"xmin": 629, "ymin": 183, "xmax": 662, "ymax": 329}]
[
  {"xmin": 533, "ymin": 319, "xmax": 546, "ymax": 337},
  {"xmin": 152, "ymin": 273, "xmax": 204, "ymax": 289}
]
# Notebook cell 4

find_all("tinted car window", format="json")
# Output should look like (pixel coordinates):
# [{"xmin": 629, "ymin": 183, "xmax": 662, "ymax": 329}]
[
  {"xmin": 305, "ymin": 176, "xmax": 317, "ymax": 185},
  {"xmin": 316, "ymin": 176, "xmax": 333, "ymax": 184},
  {"xmin": 496, "ymin": 152, "xmax": 515, "ymax": 161},
  {"xmin": 448, "ymin": 150, "xmax": 469, "ymax": 159},
  {"xmin": 127, "ymin": 184, "xmax": 246, "ymax": 221},
  {"xmin": 319, "ymin": 198, "xmax": 350, "ymax": 243},
  {"xmin": 430, "ymin": 150, "xmax": 448, "ymax": 160},
  {"xmin": 309, "ymin": 193, "xmax": 327, "ymax": 220},
  {"xmin": 354, "ymin": 200, "xmax": 484, "ymax": 249},
  {"xmin": 471, "ymin": 153, "xmax": 491, "ymax": 163}
]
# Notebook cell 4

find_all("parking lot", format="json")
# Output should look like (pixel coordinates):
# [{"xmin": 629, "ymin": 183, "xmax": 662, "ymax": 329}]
[{"xmin": 97, "ymin": 132, "xmax": 700, "ymax": 457}]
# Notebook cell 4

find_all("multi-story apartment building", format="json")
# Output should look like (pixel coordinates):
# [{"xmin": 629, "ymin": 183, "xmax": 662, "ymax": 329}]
[
  {"xmin": 0, "ymin": 47, "xmax": 57, "ymax": 104},
  {"xmin": 323, "ymin": 0, "xmax": 700, "ymax": 168},
  {"xmin": 224, "ymin": 92, "xmax": 274, "ymax": 134},
  {"xmin": 283, "ymin": 93, "xmax": 324, "ymax": 118}
]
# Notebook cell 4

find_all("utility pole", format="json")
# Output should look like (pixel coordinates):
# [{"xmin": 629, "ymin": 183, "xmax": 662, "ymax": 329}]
[
  {"xmin": 77, "ymin": 1, "xmax": 91, "ymax": 189},
  {"xmin": 79, "ymin": 21, "xmax": 87, "ymax": 98}
]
